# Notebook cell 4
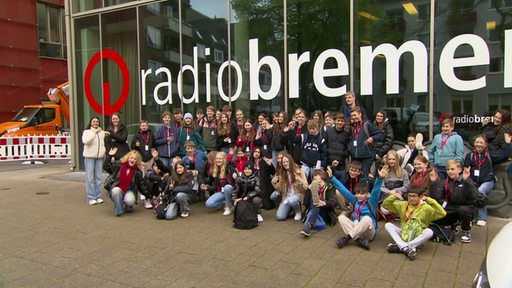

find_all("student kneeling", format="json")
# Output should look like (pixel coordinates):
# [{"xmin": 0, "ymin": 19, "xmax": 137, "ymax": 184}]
[{"xmin": 382, "ymin": 185, "xmax": 446, "ymax": 260}]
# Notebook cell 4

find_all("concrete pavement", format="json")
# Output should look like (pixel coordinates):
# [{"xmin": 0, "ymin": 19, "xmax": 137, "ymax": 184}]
[{"xmin": 0, "ymin": 163, "xmax": 510, "ymax": 287}]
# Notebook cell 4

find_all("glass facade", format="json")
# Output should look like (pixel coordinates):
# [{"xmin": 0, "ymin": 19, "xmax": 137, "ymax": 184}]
[{"xmin": 67, "ymin": 0, "xmax": 512, "ymax": 167}]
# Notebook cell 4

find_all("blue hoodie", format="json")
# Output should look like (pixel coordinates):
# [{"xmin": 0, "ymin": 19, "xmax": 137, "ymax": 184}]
[{"xmin": 331, "ymin": 176, "xmax": 383, "ymax": 239}]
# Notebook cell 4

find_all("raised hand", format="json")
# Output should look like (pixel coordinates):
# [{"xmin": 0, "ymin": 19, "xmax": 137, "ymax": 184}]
[
  {"xmin": 378, "ymin": 165, "xmax": 389, "ymax": 178},
  {"xmin": 463, "ymin": 166, "xmax": 471, "ymax": 180}
]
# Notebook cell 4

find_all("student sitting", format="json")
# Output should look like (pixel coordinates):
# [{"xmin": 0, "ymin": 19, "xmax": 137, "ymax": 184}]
[
  {"xmin": 382, "ymin": 185, "xmax": 446, "ymax": 260},
  {"xmin": 328, "ymin": 165, "xmax": 385, "ymax": 250},
  {"xmin": 430, "ymin": 160, "xmax": 477, "ymax": 243},
  {"xmin": 270, "ymin": 153, "xmax": 308, "ymax": 221},
  {"xmin": 144, "ymin": 150, "xmax": 171, "ymax": 209},
  {"xmin": 162, "ymin": 160, "xmax": 195, "ymax": 219},
  {"xmin": 463, "ymin": 133, "xmax": 512, "ymax": 226},
  {"xmin": 233, "ymin": 162, "xmax": 264, "ymax": 222},
  {"xmin": 300, "ymin": 169, "xmax": 341, "ymax": 237}
]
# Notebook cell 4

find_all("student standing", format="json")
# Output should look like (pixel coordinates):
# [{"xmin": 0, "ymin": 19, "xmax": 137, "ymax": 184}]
[
  {"xmin": 428, "ymin": 118, "xmax": 464, "ymax": 181},
  {"xmin": 154, "ymin": 111, "xmax": 181, "ymax": 168},
  {"xmin": 82, "ymin": 116, "xmax": 108, "ymax": 205}
]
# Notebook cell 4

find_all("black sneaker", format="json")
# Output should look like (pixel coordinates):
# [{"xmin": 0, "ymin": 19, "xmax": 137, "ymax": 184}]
[
  {"xmin": 387, "ymin": 243, "xmax": 401, "ymax": 253},
  {"xmin": 300, "ymin": 223, "xmax": 312, "ymax": 237},
  {"xmin": 335, "ymin": 235, "xmax": 351, "ymax": 248},
  {"xmin": 405, "ymin": 247, "xmax": 417, "ymax": 260},
  {"xmin": 460, "ymin": 230, "xmax": 471, "ymax": 243},
  {"xmin": 355, "ymin": 238, "xmax": 370, "ymax": 250}
]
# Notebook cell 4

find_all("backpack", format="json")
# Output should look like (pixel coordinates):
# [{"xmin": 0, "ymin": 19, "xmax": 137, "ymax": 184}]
[
  {"xmin": 401, "ymin": 217, "xmax": 424, "ymax": 241},
  {"xmin": 233, "ymin": 200, "xmax": 258, "ymax": 229},
  {"xmin": 429, "ymin": 222, "xmax": 455, "ymax": 245}
]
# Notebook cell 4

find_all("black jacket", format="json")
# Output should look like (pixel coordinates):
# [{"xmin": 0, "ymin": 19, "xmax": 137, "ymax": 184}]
[
  {"xmin": 163, "ymin": 172, "xmax": 195, "ymax": 203},
  {"xmin": 373, "ymin": 121, "xmax": 394, "ymax": 158},
  {"xmin": 105, "ymin": 161, "xmax": 150, "ymax": 199},
  {"xmin": 105, "ymin": 124, "xmax": 130, "ymax": 160},
  {"xmin": 324, "ymin": 126, "xmax": 350, "ymax": 167},
  {"xmin": 233, "ymin": 170, "xmax": 261, "ymax": 200},
  {"xmin": 203, "ymin": 163, "xmax": 237, "ymax": 194},
  {"xmin": 130, "ymin": 130, "xmax": 155, "ymax": 162},
  {"xmin": 303, "ymin": 183, "xmax": 339, "ymax": 225},
  {"xmin": 430, "ymin": 175, "xmax": 477, "ymax": 208}
]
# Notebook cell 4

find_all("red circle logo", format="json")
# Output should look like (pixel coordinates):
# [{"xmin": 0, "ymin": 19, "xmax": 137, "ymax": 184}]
[
  {"xmin": 84, "ymin": 49, "xmax": 130, "ymax": 116},
  {"xmin": 438, "ymin": 113, "xmax": 452, "ymax": 124}
]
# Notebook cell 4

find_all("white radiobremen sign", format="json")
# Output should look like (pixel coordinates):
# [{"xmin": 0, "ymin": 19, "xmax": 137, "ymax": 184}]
[{"xmin": 141, "ymin": 30, "xmax": 512, "ymax": 105}]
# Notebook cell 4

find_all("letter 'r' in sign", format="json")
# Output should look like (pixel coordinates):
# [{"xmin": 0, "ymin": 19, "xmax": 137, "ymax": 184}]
[{"xmin": 84, "ymin": 49, "xmax": 130, "ymax": 116}]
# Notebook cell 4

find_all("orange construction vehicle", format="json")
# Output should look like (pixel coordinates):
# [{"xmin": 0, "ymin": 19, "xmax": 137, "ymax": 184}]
[{"xmin": 0, "ymin": 82, "xmax": 70, "ymax": 137}]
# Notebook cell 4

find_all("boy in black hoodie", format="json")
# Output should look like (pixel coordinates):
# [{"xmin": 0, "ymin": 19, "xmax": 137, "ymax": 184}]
[{"xmin": 298, "ymin": 120, "xmax": 326, "ymax": 181}]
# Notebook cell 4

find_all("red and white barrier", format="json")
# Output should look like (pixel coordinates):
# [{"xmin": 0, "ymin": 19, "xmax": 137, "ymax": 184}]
[{"xmin": 0, "ymin": 135, "xmax": 71, "ymax": 161}]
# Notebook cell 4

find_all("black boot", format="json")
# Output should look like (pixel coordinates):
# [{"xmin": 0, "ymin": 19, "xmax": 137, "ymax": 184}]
[{"xmin": 335, "ymin": 235, "xmax": 352, "ymax": 248}]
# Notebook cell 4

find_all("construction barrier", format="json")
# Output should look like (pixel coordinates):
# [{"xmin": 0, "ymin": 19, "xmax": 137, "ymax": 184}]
[{"xmin": 0, "ymin": 135, "xmax": 71, "ymax": 161}]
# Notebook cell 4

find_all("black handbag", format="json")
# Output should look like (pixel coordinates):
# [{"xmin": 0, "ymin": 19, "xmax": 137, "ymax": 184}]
[
  {"xmin": 385, "ymin": 180, "xmax": 403, "ymax": 190},
  {"xmin": 103, "ymin": 174, "xmax": 115, "ymax": 191},
  {"xmin": 474, "ymin": 193, "xmax": 488, "ymax": 208}
]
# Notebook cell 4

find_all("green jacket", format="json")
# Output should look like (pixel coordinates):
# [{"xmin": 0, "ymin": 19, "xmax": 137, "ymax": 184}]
[{"xmin": 382, "ymin": 195, "xmax": 446, "ymax": 229}]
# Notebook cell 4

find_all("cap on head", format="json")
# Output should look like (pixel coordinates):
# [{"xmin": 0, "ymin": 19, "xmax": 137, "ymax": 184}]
[
  {"xmin": 184, "ymin": 112, "xmax": 193, "ymax": 120},
  {"xmin": 244, "ymin": 161, "xmax": 255, "ymax": 171}
]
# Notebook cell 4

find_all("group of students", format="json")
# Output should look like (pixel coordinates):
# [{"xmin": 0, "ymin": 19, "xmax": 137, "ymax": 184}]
[{"xmin": 81, "ymin": 92, "xmax": 512, "ymax": 260}]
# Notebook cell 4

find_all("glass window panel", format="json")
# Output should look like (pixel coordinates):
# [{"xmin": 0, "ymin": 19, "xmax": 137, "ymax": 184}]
[
  {"xmin": 37, "ymin": 2, "xmax": 65, "ymax": 59},
  {"xmin": 139, "ymin": 1, "xmax": 180, "ymax": 122},
  {"xmin": 37, "ymin": 3, "xmax": 47, "ymax": 42},
  {"xmin": 230, "ymin": 0, "xmax": 283, "ymax": 119},
  {"xmin": 48, "ymin": 6, "xmax": 60, "ymax": 43},
  {"xmin": 285, "ymin": 0, "xmax": 349, "ymax": 118},
  {"xmin": 435, "ymin": 0, "xmax": 512, "ymax": 141},
  {"xmin": 355, "ymin": 1, "xmax": 420, "ymax": 141},
  {"xmin": 101, "ymin": 9, "xmax": 139, "ymax": 127},
  {"xmin": 72, "ymin": 0, "xmax": 101, "ymax": 13},
  {"xmin": 180, "ymin": 0, "xmax": 229, "ymax": 115}
]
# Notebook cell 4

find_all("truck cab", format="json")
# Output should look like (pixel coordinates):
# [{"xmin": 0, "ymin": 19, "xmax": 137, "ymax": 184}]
[{"xmin": 0, "ymin": 82, "xmax": 69, "ymax": 137}]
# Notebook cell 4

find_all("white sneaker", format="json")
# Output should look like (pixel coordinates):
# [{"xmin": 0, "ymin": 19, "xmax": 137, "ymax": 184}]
[
  {"xmin": 139, "ymin": 194, "xmax": 146, "ymax": 201},
  {"xmin": 181, "ymin": 212, "xmax": 190, "ymax": 218},
  {"xmin": 257, "ymin": 214, "xmax": 264, "ymax": 222},
  {"xmin": 476, "ymin": 220, "xmax": 487, "ymax": 227},
  {"xmin": 294, "ymin": 212, "xmax": 302, "ymax": 221},
  {"xmin": 415, "ymin": 133, "xmax": 424, "ymax": 150},
  {"xmin": 223, "ymin": 207, "xmax": 232, "ymax": 216},
  {"xmin": 88, "ymin": 199, "xmax": 97, "ymax": 205},
  {"xmin": 144, "ymin": 199, "xmax": 153, "ymax": 209},
  {"xmin": 96, "ymin": 198, "xmax": 104, "ymax": 204}
]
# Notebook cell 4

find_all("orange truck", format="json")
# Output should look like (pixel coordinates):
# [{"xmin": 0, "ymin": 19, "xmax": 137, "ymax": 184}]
[{"xmin": 0, "ymin": 82, "xmax": 70, "ymax": 137}]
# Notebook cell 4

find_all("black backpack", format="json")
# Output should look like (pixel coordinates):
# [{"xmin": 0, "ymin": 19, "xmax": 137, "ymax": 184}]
[
  {"xmin": 429, "ymin": 223, "xmax": 455, "ymax": 245},
  {"xmin": 233, "ymin": 200, "xmax": 258, "ymax": 229}
]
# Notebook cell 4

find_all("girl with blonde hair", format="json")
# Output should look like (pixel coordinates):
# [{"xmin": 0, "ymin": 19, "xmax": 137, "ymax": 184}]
[
  {"xmin": 105, "ymin": 150, "xmax": 150, "ymax": 216},
  {"xmin": 204, "ymin": 152, "xmax": 238, "ymax": 215}
]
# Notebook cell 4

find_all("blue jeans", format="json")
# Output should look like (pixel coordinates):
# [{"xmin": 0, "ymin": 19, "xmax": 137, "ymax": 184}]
[
  {"xmin": 165, "ymin": 192, "xmax": 191, "ymax": 219},
  {"xmin": 84, "ymin": 157, "xmax": 103, "ymax": 201},
  {"xmin": 205, "ymin": 185, "xmax": 234, "ymax": 209},
  {"xmin": 435, "ymin": 166, "xmax": 447, "ymax": 182},
  {"xmin": 159, "ymin": 157, "xmax": 172, "ymax": 169},
  {"xmin": 110, "ymin": 187, "xmax": 135, "ymax": 216},
  {"xmin": 272, "ymin": 192, "xmax": 301, "ymax": 221},
  {"xmin": 476, "ymin": 180, "xmax": 494, "ymax": 221}
]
